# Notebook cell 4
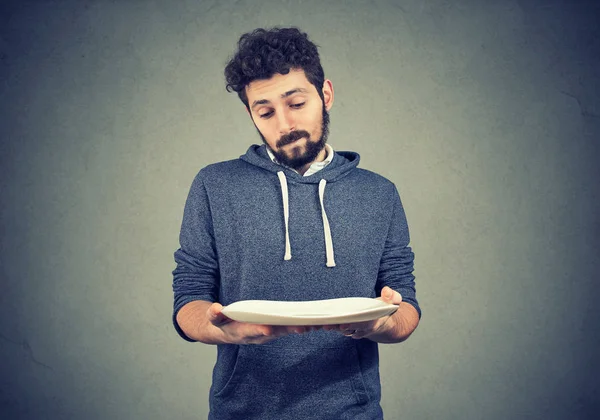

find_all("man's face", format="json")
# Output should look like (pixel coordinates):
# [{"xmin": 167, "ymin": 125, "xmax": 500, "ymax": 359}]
[{"xmin": 245, "ymin": 69, "xmax": 334, "ymax": 171}]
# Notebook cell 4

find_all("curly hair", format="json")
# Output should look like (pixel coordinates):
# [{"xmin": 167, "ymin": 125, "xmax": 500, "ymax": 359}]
[{"xmin": 224, "ymin": 27, "xmax": 325, "ymax": 109}]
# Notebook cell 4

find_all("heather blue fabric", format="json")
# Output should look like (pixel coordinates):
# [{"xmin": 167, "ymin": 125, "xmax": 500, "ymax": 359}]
[{"xmin": 172, "ymin": 144, "xmax": 419, "ymax": 419}]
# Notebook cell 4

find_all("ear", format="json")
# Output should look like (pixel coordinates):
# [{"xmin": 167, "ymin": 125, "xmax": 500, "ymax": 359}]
[{"xmin": 322, "ymin": 79, "xmax": 334, "ymax": 111}]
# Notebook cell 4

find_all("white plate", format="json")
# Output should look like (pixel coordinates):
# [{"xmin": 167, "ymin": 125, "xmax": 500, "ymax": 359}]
[{"xmin": 221, "ymin": 297, "xmax": 398, "ymax": 326}]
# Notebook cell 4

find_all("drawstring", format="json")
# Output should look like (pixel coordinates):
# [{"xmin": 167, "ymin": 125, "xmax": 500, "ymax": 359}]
[
  {"xmin": 319, "ymin": 179, "xmax": 336, "ymax": 267},
  {"xmin": 276, "ymin": 171, "xmax": 336, "ymax": 267},
  {"xmin": 277, "ymin": 172, "xmax": 292, "ymax": 261}
]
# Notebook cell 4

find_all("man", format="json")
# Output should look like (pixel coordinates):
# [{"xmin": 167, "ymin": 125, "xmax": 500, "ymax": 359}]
[{"xmin": 172, "ymin": 27, "xmax": 421, "ymax": 419}]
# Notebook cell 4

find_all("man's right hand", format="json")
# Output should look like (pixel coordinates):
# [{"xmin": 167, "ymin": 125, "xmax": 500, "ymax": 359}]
[{"xmin": 207, "ymin": 302, "xmax": 311, "ymax": 345}]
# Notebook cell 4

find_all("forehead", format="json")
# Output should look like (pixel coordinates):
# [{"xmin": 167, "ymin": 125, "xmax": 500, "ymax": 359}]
[{"xmin": 245, "ymin": 69, "xmax": 316, "ymax": 102}]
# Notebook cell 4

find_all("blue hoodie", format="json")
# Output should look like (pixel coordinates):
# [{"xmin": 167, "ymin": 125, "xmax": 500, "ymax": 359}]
[{"xmin": 173, "ymin": 144, "xmax": 420, "ymax": 420}]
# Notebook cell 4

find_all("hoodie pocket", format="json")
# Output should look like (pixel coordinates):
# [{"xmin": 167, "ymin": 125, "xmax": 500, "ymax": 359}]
[{"xmin": 212, "ymin": 342, "xmax": 369, "ymax": 409}]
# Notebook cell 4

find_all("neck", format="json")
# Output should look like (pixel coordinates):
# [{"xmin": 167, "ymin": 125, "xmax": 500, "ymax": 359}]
[{"xmin": 296, "ymin": 146, "xmax": 329, "ymax": 175}]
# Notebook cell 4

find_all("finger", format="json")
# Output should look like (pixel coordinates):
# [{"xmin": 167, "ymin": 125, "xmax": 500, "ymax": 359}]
[
  {"xmin": 391, "ymin": 290, "xmax": 403, "ymax": 305},
  {"xmin": 240, "ymin": 325, "xmax": 273, "ymax": 343},
  {"xmin": 341, "ymin": 322, "xmax": 367, "ymax": 331},
  {"xmin": 341, "ymin": 325, "xmax": 359, "ymax": 336},
  {"xmin": 351, "ymin": 330, "xmax": 367, "ymax": 339},
  {"xmin": 282, "ymin": 325, "xmax": 303, "ymax": 335},
  {"xmin": 259, "ymin": 325, "xmax": 275, "ymax": 336},
  {"xmin": 246, "ymin": 331, "xmax": 272, "ymax": 344},
  {"xmin": 381, "ymin": 286, "xmax": 394, "ymax": 303},
  {"xmin": 207, "ymin": 303, "xmax": 232, "ymax": 327},
  {"xmin": 340, "ymin": 325, "xmax": 357, "ymax": 336},
  {"xmin": 378, "ymin": 287, "xmax": 402, "ymax": 304},
  {"xmin": 270, "ymin": 326, "xmax": 288, "ymax": 336}
]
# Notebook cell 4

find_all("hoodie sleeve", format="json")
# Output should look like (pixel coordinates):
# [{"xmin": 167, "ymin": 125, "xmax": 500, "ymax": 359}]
[
  {"xmin": 376, "ymin": 184, "xmax": 421, "ymax": 318},
  {"xmin": 172, "ymin": 172, "xmax": 220, "ymax": 341}
]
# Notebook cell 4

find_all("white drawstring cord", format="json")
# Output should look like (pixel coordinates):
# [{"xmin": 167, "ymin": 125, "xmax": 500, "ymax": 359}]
[
  {"xmin": 276, "ymin": 172, "xmax": 336, "ymax": 267},
  {"xmin": 277, "ymin": 171, "xmax": 292, "ymax": 261},
  {"xmin": 319, "ymin": 179, "xmax": 336, "ymax": 267}
]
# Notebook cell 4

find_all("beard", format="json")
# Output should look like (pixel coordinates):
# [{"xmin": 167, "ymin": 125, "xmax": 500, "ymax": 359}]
[{"xmin": 257, "ymin": 105, "xmax": 330, "ymax": 171}]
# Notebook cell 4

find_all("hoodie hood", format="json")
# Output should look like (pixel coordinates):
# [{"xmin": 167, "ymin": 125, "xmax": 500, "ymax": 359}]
[
  {"xmin": 239, "ymin": 144, "xmax": 361, "ymax": 267},
  {"xmin": 240, "ymin": 144, "xmax": 360, "ymax": 184}
]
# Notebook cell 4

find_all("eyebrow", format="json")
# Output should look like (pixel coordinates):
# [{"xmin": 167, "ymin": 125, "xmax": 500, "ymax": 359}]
[{"xmin": 250, "ymin": 88, "xmax": 309, "ymax": 109}]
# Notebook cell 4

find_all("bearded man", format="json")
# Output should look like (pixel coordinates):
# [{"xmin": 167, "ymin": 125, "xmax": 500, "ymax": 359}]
[{"xmin": 172, "ymin": 27, "xmax": 421, "ymax": 420}]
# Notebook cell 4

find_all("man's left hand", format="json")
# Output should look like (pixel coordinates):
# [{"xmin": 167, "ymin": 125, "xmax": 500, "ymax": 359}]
[{"xmin": 323, "ymin": 286, "xmax": 402, "ymax": 340}]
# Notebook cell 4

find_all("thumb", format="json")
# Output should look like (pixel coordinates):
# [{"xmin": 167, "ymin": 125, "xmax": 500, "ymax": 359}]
[
  {"xmin": 391, "ymin": 290, "xmax": 403, "ymax": 305},
  {"xmin": 381, "ymin": 286, "xmax": 393, "ymax": 302},
  {"xmin": 207, "ymin": 303, "xmax": 231, "ymax": 327},
  {"xmin": 381, "ymin": 287, "xmax": 403, "ymax": 304}
]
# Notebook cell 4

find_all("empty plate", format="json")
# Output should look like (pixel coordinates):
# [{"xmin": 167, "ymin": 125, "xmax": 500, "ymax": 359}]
[{"xmin": 221, "ymin": 297, "xmax": 398, "ymax": 326}]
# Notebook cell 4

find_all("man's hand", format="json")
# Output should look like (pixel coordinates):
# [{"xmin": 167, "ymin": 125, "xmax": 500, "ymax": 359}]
[
  {"xmin": 207, "ymin": 303, "xmax": 315, "ymax": 345},
  {"xmin": 323, "ymin": 286, "xmax": 407, "ymax": 341}
]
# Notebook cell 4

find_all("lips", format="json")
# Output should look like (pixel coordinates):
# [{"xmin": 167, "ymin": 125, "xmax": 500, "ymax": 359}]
[
  {"xmin": 277, "ymin": 130, "xmax": 311, "ymax": 148},
  {"xmin": 283, "ymin": 137, "xmax": 305, "ymax": 146}
]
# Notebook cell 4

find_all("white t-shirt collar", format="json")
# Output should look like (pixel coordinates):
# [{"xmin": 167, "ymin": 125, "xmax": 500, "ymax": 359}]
[{"xmin": 266, "ymin": 143, "xmax": 334, "ymax": 177}]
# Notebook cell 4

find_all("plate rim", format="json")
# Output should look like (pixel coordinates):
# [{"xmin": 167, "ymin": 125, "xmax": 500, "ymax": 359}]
[{"xmin": 221, "ymin": 298, "xmax": 399, "ymax": 325}]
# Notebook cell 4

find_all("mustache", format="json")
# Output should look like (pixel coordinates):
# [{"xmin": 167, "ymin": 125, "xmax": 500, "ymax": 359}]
[{"xmin": 276, "ymin": 130, "xmax": 311, "ymax": 148}]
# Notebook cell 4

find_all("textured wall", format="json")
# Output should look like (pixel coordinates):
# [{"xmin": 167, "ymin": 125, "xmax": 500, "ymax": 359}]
[{"xmin": 1, "ymin": 0, "xmax": 598, "ymax": 419}]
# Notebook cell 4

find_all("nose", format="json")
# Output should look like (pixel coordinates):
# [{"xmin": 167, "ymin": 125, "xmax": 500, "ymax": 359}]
[{"xmin": 276, "ymin": 108, "xmax": 295, "ymax": 134}]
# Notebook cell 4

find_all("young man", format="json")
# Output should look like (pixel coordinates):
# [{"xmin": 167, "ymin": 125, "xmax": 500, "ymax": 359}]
[{"xmin": 172, "ymin": 27, "xmax": 421, "ymax": 419}]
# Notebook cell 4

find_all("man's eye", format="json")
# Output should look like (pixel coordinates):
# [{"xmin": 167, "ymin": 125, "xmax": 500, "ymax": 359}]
[
  {"xmin": 260, "ymin": 111, "xmax": 274, "ymax": 119},
  {"xmin": 291, "ymin": 102, "xmax": 305, "ymax": 109}
]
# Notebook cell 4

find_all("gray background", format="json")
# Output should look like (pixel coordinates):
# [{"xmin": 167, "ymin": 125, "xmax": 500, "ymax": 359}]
[{"xmin": 1, "ymin": 0, "xmax": 599, "ymax": 419}]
